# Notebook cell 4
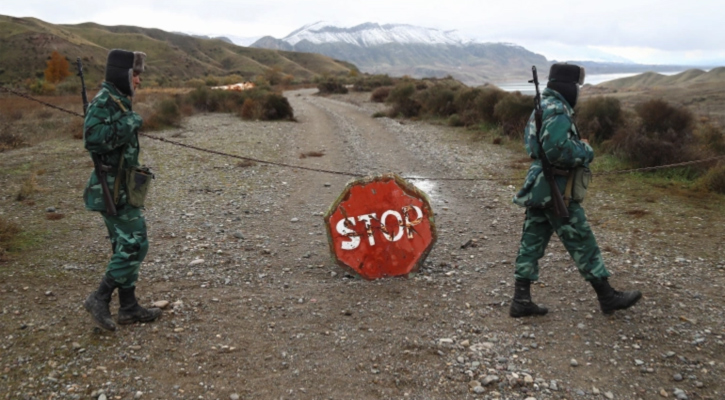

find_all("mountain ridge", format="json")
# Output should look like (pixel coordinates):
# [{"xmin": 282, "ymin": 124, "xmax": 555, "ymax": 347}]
[{"xmin": 0, "ymin": 15, "xmax": 356, "ymax": 86}]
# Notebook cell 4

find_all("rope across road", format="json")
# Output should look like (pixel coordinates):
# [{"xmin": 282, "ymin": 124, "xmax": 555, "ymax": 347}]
[{"xmin": 3, "ymin": 86, "xmax": 725, "ymax": 181}]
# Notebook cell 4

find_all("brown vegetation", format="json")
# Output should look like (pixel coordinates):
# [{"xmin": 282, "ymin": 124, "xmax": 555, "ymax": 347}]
[
  {"xmin": 44, "ymin": 51, "xmax": 71, "ymax": 84},
  {"xmin": 0, "ymin": 217, "xmax": 21, "ymax": 261}
]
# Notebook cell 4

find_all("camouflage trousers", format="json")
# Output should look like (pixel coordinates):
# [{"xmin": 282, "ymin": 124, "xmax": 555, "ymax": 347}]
[
  {"xmin": 100, "ymin": 206, "xmax": 149, "ymax": 289},
  {"xmin": 514, "ymin": 202, "xmax": 611, "ymax": 282}
]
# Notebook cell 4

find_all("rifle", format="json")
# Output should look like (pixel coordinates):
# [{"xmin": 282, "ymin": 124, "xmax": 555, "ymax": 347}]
[
  {"xmin": 77, "ymin": 58, "xmax": 117, "ymax": 216},
  {"xmin": 530, "ymin": 66, "xmax": 569, "ymax": 218}
]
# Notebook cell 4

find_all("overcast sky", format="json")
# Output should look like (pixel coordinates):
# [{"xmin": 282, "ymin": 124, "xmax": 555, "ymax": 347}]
[{"xmin": 4, "ymin": 0, "xmax": 724, "ymax": 65}]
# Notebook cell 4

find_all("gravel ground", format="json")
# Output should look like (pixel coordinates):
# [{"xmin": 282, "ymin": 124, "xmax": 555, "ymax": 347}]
[{"xmin": 0, "ymin": 89, "xmax": 723, "ymax": 400}]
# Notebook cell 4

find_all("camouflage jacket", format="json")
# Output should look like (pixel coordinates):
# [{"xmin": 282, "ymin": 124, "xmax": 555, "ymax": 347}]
[
  {"xmin": 513, "ymin": 88, "xmax": 593, "ymax": 208},
  {"xmin": 83, "ymin": 82, "xmax": 143, "ymax": 211}
]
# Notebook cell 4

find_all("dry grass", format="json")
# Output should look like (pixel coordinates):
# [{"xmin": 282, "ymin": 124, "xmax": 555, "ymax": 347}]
[
  {"xmin": 0, "ymin": 217, "xmax": 22, "ymax": 261},
  {"xmin": 236, "ymin": 160, "xmax": 257, "ymax": 168},
  {"xmin": 299, "ymin": 151, "xmax": 325, "ymax": 158},
  {"xmin": 15, "ymin": 173, "xmax": 42, "ymax": 201},
  {"xmin": 45, "ymin": 213, "xmax": 64, "ymax": 221}
]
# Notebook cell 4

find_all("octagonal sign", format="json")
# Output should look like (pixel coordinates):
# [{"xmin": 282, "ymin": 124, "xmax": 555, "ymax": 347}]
[{"xmin": 324, "ymin": 173, "xmax": 437, "ymax": 280}]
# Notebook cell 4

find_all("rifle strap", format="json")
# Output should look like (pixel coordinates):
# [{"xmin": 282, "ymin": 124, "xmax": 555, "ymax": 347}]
[
  {"xmin": 113, "ymin": 145, "xmax": 128, "ymax": 205},
  {"xmin": 564, "ymin": 173, "xmax": 574, "ymax": 207}
]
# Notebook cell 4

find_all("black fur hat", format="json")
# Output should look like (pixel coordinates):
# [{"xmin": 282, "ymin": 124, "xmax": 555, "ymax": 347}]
[
  {"xmin": 548, "ymin": 63, "xmax": 585, "ymax": 85},
  {"xmin": 547, "ymin": 63, "xmax": 585, "ymax": 108},
  {"xmin": 105, "ymin": 49, "xmax": 146, "ymax": 97}
]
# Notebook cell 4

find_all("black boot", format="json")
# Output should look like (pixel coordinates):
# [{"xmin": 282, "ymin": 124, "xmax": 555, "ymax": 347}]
[
  {"xmin": 590, "ymin": 278, "xmax": 642, "ymax": 315},
  {"xmin": 117, "ymin": 286, "xmax": 162, "ymax": 325},
  {"xmin": 84, "ymin": 276, "xmax": 117, "ymax": 331},
  {"xmin": 510, "ymin": 279, "xmax": 549, "ymax": 318}
]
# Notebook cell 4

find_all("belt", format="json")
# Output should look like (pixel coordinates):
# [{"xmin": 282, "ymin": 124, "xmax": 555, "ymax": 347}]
[{"xmin": 552, "ymin": 168, "xmax": 570, "ymax": 177}]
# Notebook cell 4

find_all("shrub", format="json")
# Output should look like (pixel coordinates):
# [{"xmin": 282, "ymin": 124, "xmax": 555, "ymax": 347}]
[
  {"xmin": 636, "ymin": 99, "xmax": 694, "ymax": 136},
  {"xmin": 608, "ymin": 121, "xmax": 697, "ymax": 169},
  {"xmin": 695, "ymin": 123, "xmax": 725, "ymax": 155},
  {"xmin": 452, "ymin": 87, "xmax": 482, "ymax": 126},
  {"xmin": 417, "ymin": 85, "xmax": 457, "ymax": 117},
  {"xmin": 695, "ymin": 163, "xmax": 725, "ymax": 194},
  {"xmin": 0, "ymin": 216, "xmax": 21, "ymax": 261},
  {"xmin": 317, "ymin": 77, "xmax": 348, "ymax": 95},
  {"xmin": 493, "ymin": 92, "xmax": 534, "ymax": 138},
  {"xmin": 240, "ymin": 98, "xmax": 262, "ymax": 120},
  {"xmin": 185, "ymin": 78, "xmax": 206, "ymax": 88},
  {"xmin": 29, "ymin": 79, "xmax": 55, "ymax": 95},
  {"xmin": 576, "ymin": 96, "xmax": 623, "ymax": 144},
  {"xmin": 353, "ymin": 74, "xmax": 394, "ymax": 92},
  {"xmin": 448, "ymin": 114, "xmax": 464, "ymax": 127},
  {"xmin": 370, "ymin": 86, "xmax": 391, "ymax": 103},
  {"xmin": 475, "ymin": 87, "xmax": 508, "ymax": 124},
  {"xmin": 261, "ymin": 93, "xmax": 294, "ymax": 121},
  {"xmin": 0, "ymin": 121, "xmax": 26, "ymax": 151},
  {"xmin": 386, "ymin": 83, "xmax": 421, "ymax": 118},
  {"xmin": 144, "ymin": 98, "xmax": 182, "ymax": 131}
]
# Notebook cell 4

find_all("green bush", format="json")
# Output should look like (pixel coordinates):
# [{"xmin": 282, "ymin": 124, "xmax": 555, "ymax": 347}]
[
  {"xmin": 386, "ymin": 83, "xmax": 421, "ymax": 118},
  {"xmin": 636, "ymin": 99, "xmax": 694, "ymax": 136},
  {"xmin": 144, "ymin": 98, "xmax": 182, "ymax": 131},
  {"xmin": 576, "ymin": 96, "xmax": 623, "ymax": 144},
  {"xmin": 475, "ymin": 87, "xmax": 508, "ymax": 124},
  {"xmin": 695, "ymin": 163, "xmax": 725, "ymax": 194},
  {"xmin": 261, "ymin": 93, "xmax": 295, "ymax": 121},
  {"xmin": 317, "ymin": 77, "xmax": 348, "ymax": 94},
  {"xmin": 417, "ymin": 85, "xmax": 457, "ymax": 117},
  {"xmin": 696, "ymin": 123, "xmax": 725, "ymax": 155},
  {"xmin": 493, "ymin": 92, "xmax": 534, "ymax": 138},
  {"xmin": 608, "ymin": 99, "xmax": 697, "ymax": 168},
  {"xmin": 448, "ymin": 114, "xmax": 464, "ymax": 127},
  {"xmin": 370, "ymin": 86, "xmax": 391, "ymax": 103},
  {"xmin": 353, "ymin": 74, "xmax": 394, "ymax": 92}
]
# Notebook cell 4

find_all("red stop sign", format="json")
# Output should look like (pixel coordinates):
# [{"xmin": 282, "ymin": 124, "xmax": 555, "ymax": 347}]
[{"xmin": 324, "ymin": 173, "xmax": 437, "ymax": 280}]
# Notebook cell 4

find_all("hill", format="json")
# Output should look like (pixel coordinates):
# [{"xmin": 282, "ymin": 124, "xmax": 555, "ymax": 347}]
[
  {"xmin": 0, "ymin": 15, "xmax": 357, "ymax": 87},
  {"xmin": 251, "ymin": 22, "xmax": 548, "ymax": 85},
  {"xmin": 597, "ymin": 68, "xmax": 725, "ymax": 90}
]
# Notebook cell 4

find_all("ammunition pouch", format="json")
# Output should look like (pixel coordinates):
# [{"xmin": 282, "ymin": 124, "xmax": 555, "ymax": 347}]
[
  {"xmin": 125, "ymin": 166, "xmax": 154, "ymax": 208},
  {"xmin": 571, "ymin": 166, "xmax": 591, "ymax": 203}
]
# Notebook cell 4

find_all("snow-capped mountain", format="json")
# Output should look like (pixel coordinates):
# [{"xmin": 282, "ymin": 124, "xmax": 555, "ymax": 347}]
[
  {"xmin": 251, "ymin": 22, "xmax": 548, "ymax": 84},
  {"xmin": 282, "ymin": 21, "xmax": 470, "ymax": 47}
]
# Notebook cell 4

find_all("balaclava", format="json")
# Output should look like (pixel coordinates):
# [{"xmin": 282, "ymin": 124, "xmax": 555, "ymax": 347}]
[
  {"xmin": 104, "ymin": 49, "xmax": 146, "ymax": 97},
  {"xmin": 546, "ymin": 63, "xmax": 585, "ymax": 108}
]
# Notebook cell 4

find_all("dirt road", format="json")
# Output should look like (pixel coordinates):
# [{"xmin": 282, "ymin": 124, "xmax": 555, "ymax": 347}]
[{"xmin": 1, "ymin": 89, "xmax": 723, "ymax": 400}]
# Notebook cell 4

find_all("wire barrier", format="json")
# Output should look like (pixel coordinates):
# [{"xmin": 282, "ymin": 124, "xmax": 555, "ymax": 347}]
[{"xmin": 3, "ymin": 86, "xmax": 725, "ymax": 182}]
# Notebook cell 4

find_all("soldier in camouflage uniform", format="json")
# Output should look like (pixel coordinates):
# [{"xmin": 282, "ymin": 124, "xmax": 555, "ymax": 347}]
[
  {"xmin": 83, "ymin": 49, "xmax": 161, "ymax": 331},
  {"xmin": 509, "ymin": 63, "xmax": 641, "ymax": 318}
]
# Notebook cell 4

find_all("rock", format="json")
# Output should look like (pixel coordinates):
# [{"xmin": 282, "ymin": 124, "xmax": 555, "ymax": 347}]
[
  {"xmin": 230, "ymin": 394, "xmax": 240, "ymax": 400},
  {"xmin": 468, "ymin": 380, "xmax": 481, "ymax": 389},
  {"xmin": 134, "ymin": 392, "xmax": 143, "ymax": 399},
  {"xmin": 99, "ymin": 394, "xmax": 108, "ymax": 400},
  {"xmin": 46, "ymin": 207, "xmax": 56, "ymax": 213},
  {"xmin": 604, "ymin": 391, "xmax": 614, "ymax": 399},
  {"xmin": 673, "ymin": 373, "xmax": 683, "ymax": 381},
  {"xmin": 660, "ymin": 388, "xmax": 669, "ymax": 397},
  {"xmin": 482, "ymin": 375, "xmax": 499, "ymax": 386},
  {"xmin": 438, "ymin": 338, "xmax": 454, "ymax": 345},
  {"xmin": 673, "ymin": 388, "xmax": 688, "ymax": 400},
  {"xmin": 324, "ymin": 183, "xmax": 331, "ymax": 187},
  {"xmin": 291, "ymin": 218, "xmax": 299, "ymax": 223},
  {"xmin": 153, "ymin": 300, "xmax": 170, "ymax": 309},
  {"xmin": 550, "ymin": 380, "xmax": 558, "ymax": 391},
  {"xmin": 592, "ymin": 387, "xmax": 600, "ymax": 395},
  {"xmin": 473, "ymin": 386, "xmax": 485, "ymax": 394},
  {"xmin": 635, "ymin": 359, "xmax": 645, "ymax": 366},
  {"xmin": 525, "ymin": 397, "xmax": 537, "ymax": 400},
  {"xmin": 233, "ymin": 232, "xmax": 245, "ymax": 239},
  {"xmin": 570, "ymin": 359, "xmax": 579, "ymax": 367},
  {"xmin": 188, "ymin": 259, "xmax": 205, "ymax": 267}
]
